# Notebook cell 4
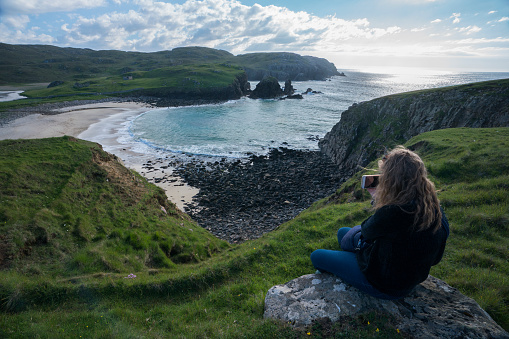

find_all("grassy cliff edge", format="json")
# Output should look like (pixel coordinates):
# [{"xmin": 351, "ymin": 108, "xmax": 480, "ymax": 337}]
[{"xmin": 1, "ymin": 128, "xmax": 508, "ymax": 337}]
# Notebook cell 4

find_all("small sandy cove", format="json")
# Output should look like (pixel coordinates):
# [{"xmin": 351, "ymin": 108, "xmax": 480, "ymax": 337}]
[{"xmin": 0, "ymin": 102, "xmax": 198, "ymax": 211}]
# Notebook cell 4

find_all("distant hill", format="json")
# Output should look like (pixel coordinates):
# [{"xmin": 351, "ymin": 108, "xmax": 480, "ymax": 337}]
[
  {"xmin": 0, "ymin": 43, "xmax": 340, "ymax": 85},
  {"xmin": 235, "ymin": 52, "xmax": 340, "ymax": 81}
]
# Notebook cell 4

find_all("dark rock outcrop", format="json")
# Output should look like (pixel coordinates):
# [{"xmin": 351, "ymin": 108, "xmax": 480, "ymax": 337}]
[
  {"xmin": 47, "ymin": 81, "xmax": 64, "ymax": 88},
  {"xmin": 285, "ymin": 94, "xmax": 303, "ymax": 100},
  {"xmin": 264, "ymin": 272, "xmax": 509, "ymax": 338},
  {"xmin": 283, "ymin": 79, "xmax": 295, "ymax": 95},
  {"xmin": 250, "ymin": 76, "xmax": 284, "ymax": 99},
  {"xmin": 319, "ymin": 79, "xmax": 509, "ymax": 176}
]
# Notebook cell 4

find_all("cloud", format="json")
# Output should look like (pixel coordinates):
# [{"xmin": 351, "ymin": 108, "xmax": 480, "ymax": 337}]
[
  {"xmin": 457, "ymin": 25, "xmax": 482, "ymax": 35},
  {"xmin": 1, "ymin": 0, "xmax": 107, "ymax": 14},
  {"xmin": 386, "ymin": 0, "xmax": 437, "ymax": 3},
  {"xmin": 1, "ymin": 0, "xmax": 506, "ymax": 71},
  {"xmin": 1, "ymin": 15, "xmax": 30, "ymax": 29},
  {"xmin": 487, "ymin": 17, "xmax": 509, "ymax": 25},
  {"xmin": 53, "ymin": 0, "xmax": 403, "ymax": 53},
  {"xmin": 451, "ymin": 37, "xmax": 509, "ymax": 44},
  {"xmin": 488, "ymin": 11, "xmax": 497, "ymax": 15},
  {"xmin": 450, "ymin": 13, "xmax": 461, "ymax": 24},
  {"xmin": 0, "ymin": 22, "xmax": 55, "ymax": 44}
]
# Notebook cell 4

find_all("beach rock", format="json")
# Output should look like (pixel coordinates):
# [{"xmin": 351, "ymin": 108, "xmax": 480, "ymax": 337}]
[
  {"xmin": 285, "ymin": 94, "xmax": 303, "ymax": 100},
  {"xmin": 250, "ymin": 76, "xmax": 284, "ymax": 99},
  {"xmin": 283, "ymin": 79, "xmax": 295, "ymax": 95},
  {"xmin": 264, "ymin": 272, "xmax": 509, "ymax": 338}
]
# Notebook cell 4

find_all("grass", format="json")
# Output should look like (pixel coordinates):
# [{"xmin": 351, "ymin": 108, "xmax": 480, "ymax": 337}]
[
  {"xmin": 0, "ymin": 128, "xmax": 508, "ymax": 338},
  {"xmin": 0, "ymin": 44, "xmax": 234, "ymax": 85},
  {"xmin": 0, "ymin": 63, "xmax": 246, "ymax": 124},
  {"xmin": 20, "ymin": 64, "xmax": 245, "ymax": 99},
  {"xmin": 0, "ymin": 137, "xmax": 228, "ymax": 278}
]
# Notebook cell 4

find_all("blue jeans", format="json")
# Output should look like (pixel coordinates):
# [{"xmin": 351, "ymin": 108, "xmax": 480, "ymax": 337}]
[{"xmin": 310, "ymin": 227, "xmax": 401, "ymax": 300}]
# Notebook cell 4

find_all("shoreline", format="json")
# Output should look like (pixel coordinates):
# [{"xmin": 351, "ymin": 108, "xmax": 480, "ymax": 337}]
[
  {"xmin": 0, "ymin": 100, "xmax": 200, "ymax": 211},
  {"xmin": 0, "ymin": 98, "xmax": 347, "ymax": 243}
]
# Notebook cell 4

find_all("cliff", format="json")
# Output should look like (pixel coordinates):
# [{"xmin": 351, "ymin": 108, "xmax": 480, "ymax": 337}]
[
  {"xmin": 235, "ymin": 52, "xmax": 340, "ymax": 81},
  {"xmin": 319, "ymin": 79, "xmax": 509, "ymax": 175}
]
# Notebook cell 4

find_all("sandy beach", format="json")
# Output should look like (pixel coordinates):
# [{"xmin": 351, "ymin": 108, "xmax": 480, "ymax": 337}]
[{"xmin": 0, "ymin": 101, "xmax": 199, "ymax": 210}]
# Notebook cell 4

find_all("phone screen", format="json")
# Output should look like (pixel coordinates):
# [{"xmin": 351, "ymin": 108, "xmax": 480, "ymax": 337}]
[{"xmin": 362, "ymin": 175, "xmax": 380, "ymax": 189}]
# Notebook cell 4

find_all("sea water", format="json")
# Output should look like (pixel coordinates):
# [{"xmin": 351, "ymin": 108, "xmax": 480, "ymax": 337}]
[
  {"xmin": 127, "ymin": 69, "xmax": 509, "ymax": 159},
  {"xmin": 0, "ymin": 91, "xmax": 26, "ymax": 102}
]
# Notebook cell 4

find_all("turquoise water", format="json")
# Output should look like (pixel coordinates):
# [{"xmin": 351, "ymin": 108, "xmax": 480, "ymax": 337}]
[{"xmin": 128, "ymin": 70, "xmax": 509, "ymax": 158}]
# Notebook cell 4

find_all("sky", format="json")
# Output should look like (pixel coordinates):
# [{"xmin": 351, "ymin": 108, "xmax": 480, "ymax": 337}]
[{"xmin": 0, "ymin": 0, "xmax": 508, "ymax": 71}]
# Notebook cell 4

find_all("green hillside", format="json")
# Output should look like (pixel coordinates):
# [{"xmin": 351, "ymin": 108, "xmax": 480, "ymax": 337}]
[
  {"xmin": 20, "ymin": 63, "xmax": 245, "ymax": 99},
  {"xmin": 0, "ymin": 137, "xmax": 229, "ymax": 277},
  {"xmin": 0, "ymin": 44, "xmax": 234, "ymax": 85},
  {"xmin": 0, "ymin": 43, "xmax": 339, "ymax": 87},
  {"xmin": 1, "ymin": 128, "xmax": 508, "ymax": 337}
]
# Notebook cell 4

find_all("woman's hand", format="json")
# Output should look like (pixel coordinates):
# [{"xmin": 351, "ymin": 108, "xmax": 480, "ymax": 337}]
[{"xmin": 367, "ymin": 187, "xmax": 377, "ymax": 199}]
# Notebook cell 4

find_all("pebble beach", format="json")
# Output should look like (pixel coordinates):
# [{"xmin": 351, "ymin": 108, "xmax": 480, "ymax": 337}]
[{"xmin": 0, "ymin": 98, "xmax": 348, "ymax": 242}]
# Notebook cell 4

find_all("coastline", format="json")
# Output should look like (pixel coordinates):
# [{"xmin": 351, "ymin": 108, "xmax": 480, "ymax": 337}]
[
  {"xmin": 0, "ymin": 101, "xmax": 199, "ymax": 211},
  {"xmin": 0, "ymin": 99, "xmax": 346, "ymax": 243}
]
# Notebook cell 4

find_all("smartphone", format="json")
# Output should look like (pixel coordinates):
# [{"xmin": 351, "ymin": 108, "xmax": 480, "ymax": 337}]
[{"xmin": 361, "ymin": 175, "xmax": 380, "ymax": 189}]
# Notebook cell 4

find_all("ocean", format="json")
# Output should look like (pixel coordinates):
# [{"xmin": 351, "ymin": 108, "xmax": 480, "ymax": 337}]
[
  {"xmin": 126, "ymin": 69, "xmax": 509, "ymax": 159},
  {"xmin": 2, "ymin": 70, "xmax": 507, "ymax": 160},
  {"xmin": 0, "ymin": 91, "xmax": 26, "ymax": 102}
]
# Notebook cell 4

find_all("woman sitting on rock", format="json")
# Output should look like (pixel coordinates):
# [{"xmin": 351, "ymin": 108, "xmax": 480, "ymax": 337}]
[{"xmin": 310, "ymin": 146, "xmax": 449, "ymax": 300}]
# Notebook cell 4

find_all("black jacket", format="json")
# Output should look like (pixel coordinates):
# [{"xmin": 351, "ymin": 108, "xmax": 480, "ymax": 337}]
[{"xmin": 357, "ymin": 203, "xmax": 449, "ymax": 297}]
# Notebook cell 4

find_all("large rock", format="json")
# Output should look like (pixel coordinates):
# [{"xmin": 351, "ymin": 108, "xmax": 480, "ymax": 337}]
[
  {"xmin": 264, "ymin": 272, "xmax": 509, "ymax": 338},
  {"xmin": 318, "ymin": 79, "xmax": 509, "ymax": 176},
  {"xmin": 283, "ymin": 79, "xmax": 295, "ymax": 95},
  {"xmin": 250, "ymin": 76, "xmax": 284, "ymax": 99}
]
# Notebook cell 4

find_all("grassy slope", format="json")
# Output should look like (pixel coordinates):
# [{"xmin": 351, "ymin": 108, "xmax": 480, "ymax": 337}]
[
  {"xmin": 0, "ymin": 44, "xmax": 234, "ymax": 85},
  {"xmin": 0, "ymin": 137, "xmax": 229, "ymax": 277},
  {"xmin": 0, "ymin": 128, "xmax": 508, "ymax": 338},
  {"xmin": 0, "ymin": 45, "xmax": 246, "ymax": 114},
  {"xmin": 20, "ymin": 64, "xmax": 245, "ymax": 98},
  {"xmin": 0, "ymin": 44, "xmax": 334, "ymax": 87}
]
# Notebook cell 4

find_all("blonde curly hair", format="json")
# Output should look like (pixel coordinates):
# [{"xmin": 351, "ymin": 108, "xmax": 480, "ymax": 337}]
[{"xmin": 374, "ymin": 146, "xmax": 442, "ymax": 232}]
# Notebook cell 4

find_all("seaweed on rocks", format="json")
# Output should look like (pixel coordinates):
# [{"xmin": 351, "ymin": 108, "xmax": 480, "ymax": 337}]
[{"xmin": 174, "ymin": 148, "xmax": 346, "ymax": 243}]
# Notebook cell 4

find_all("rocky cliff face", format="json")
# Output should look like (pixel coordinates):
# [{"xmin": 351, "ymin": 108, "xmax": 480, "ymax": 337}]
[{"xmin": 319, "ymin": 79, "xmax": 509, "ymax": 175}]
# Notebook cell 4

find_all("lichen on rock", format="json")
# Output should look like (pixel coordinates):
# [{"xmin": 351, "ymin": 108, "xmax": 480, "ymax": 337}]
[{"xmin": 264, "ymin": 272, "xmax": 509, "ymax": 338}]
